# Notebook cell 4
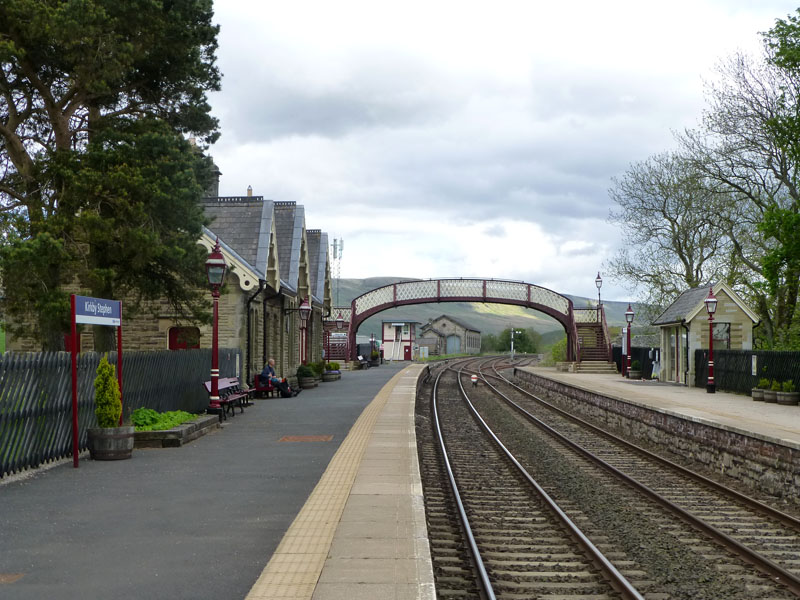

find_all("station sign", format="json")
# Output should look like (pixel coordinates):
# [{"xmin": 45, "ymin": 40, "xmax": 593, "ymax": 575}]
[{"xmin": 74, "ymin": 295, "xmax": 121, "ymax": 326}]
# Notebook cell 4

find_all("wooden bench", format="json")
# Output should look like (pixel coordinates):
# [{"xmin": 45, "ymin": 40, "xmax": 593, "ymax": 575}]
[
  {"xmin": 252, "ymin": 375, "xmax": 277, "ymax": 398},
  {"xmin": 203, "ymin": 377, "xmax": 250, "ymax": 421}
]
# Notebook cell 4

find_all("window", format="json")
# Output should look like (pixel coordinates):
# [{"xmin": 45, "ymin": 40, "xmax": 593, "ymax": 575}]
[
  {"xmin": 402, "ymin": 324, "xmax": 409, "ymax": 337},
  {"xmin": 713, "ymin": 322, "xmax": 731, "ymax": 350},
  {"xmin": 169, "ymin": 327, "xmax": 200, "ymax": 350}
]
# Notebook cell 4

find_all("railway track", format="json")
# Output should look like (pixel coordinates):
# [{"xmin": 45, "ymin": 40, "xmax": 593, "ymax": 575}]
[
  {"xmin": 419, "ymin": 358, "xmax": 642, "ymax": 599},
  {"xmin": 417, "ymin": 356, "xmax": 800, "ymax": 598}
]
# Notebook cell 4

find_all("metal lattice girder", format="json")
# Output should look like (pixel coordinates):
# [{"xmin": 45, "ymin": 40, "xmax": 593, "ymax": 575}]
[
  {"xmin": 574, "ymin": 308, "xmax": 601, "ymax": 323},
  {"xmin": 348, "ymin": 278, "xmax": 578, "ymax": 360}
]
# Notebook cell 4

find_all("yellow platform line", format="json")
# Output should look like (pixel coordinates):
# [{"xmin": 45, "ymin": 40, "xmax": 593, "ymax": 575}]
[{"xmin": 246, "ymin": 366, "xmax": 424, "ymax": 600}]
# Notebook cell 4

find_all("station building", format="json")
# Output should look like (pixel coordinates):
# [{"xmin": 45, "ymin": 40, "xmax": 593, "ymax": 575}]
[
  {"xmin": 418, "ymin": 315, "xmax": 481, "ymax": 356},
  {"xmin": 4, "ymin": 181, "xmax": 333, "ymax": 389},
  {"xmin": 652, "ymin": 282, "xmax": 758, "ymax": 386}
]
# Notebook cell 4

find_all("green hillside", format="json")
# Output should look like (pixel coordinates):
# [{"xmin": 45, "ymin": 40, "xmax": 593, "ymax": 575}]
[{"xmin": 333, "ymin": 278, "xmax": 637, "ymax": 339}]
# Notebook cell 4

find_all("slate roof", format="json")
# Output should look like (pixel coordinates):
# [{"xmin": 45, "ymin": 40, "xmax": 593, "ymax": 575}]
[
  {"xmin": 651, "ymin": 284, "xmax": 714, "ymax": 326},
  {"xmin": 273, "ymin": 202, "xmax": 304, "ymax": 294},
  {"xmin": 419, "ymin": 325, "xmax": 446, "ymax": 339},
  {"xmin": 431, "ymin": 314, "xmax": 481, "ymax": 333},
  {"xmin": 201, "ymin": 196, "xmax": 274, "ymax": 278},
  {"xmin": 306, "ymin": 229, "xmax": 328, "ymax": 305}
]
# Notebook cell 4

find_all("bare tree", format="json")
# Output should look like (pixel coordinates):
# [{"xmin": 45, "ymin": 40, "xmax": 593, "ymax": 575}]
[{"xmin": 606, "ymin": 151, "xmax": 732, "ymax": 322}]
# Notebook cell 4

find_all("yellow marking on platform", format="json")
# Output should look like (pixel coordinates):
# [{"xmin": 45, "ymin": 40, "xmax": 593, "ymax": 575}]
[
  {"xmin": 246, "ymin": 367, "xmax": 421, "ymax": 600},
  {"xmin": 0, "ymin": 574, "xmax": 24, "ymax": 584}
]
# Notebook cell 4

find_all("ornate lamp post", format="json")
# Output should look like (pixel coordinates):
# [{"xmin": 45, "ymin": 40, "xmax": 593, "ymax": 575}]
[
  {"xmin": 297, "ymin": 297, "xmax": 311, "ymax": 364},
  {"xmin": 624, "ymin": 304, "xmax": 634, "ymax": 377},
  {"xmin": 336, "ymin": 312, "xmax": 344, "ymax": 330},
  {"xmin": 595, "ymin": 272, "xmax": 603, "ymax": 320},
  {"xmin": 205, "ymin": 239, "xmax": 228, "ymax": 405},
  {"xmin": 704, "ymin": 287, "xmax": 717, "ymax": 393}
]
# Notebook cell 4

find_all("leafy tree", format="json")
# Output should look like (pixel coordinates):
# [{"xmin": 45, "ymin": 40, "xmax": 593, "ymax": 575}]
[
  {"xmin": 497, "ymin": 327, "xmax": 540, "ymax": 354},
  {"xmin": 0, "ymin": 0, "xmax": 220, "ymax": 349}
]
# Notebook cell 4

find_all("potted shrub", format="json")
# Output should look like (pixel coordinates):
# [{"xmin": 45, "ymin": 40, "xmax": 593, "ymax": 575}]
[
  {"xmin": 778, "ymin": 380, "xmax": 799, "ymax": 406},
  {"xmin": 628, "ymin": 359, "xmax": 642, "ymax": 379},
  {"xmin": 764, "ymin": 379, "xmax": 780, "ymax": 403},
  {"xmin": 322, "ymin": 361, "xmax": 341, "ymax": 382},
  {"xmin": 297, "ymin": 364, "xmax": 317, "ymax": 389},
  {"xmin": 87, "ymin": 356, "xmax": 134, "ymax": 460},
  {"xmin": 752, "ymin": 377, "xmax": 769, "ymax": 401},
  {"xmin": 370, "ymin": 349, "xmax": 380, "ymax": 367}
]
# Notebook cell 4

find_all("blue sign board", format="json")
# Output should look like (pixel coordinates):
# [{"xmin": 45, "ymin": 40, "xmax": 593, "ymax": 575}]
[{"xmin": 74, "ymin": 295, "xmax": 121, "ymax": 326}]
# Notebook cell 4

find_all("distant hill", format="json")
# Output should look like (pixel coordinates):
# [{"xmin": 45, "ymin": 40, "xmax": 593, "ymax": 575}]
[{"xmin": 332, "ymin": 278, "xmax": 636, "ymax": 341}]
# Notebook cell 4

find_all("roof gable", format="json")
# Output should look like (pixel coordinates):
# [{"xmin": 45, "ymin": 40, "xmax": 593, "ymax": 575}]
[
  {"xmin": 431, "ymin": 314, "xmax": 481, "ymax": 333},
  {"xmin": 652, "ymin": 281, "xmax": 759, "ymax": 326},
  {"xmin": 306, "ymin": 230, "xmax": 331, "ymax": 307}
]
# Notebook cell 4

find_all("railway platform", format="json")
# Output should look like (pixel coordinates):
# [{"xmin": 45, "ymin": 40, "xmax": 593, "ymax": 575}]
[
  {"xmin": 0, "ymin": 361, "xmax": 432, "ymax": 600},
  {"xmin": 518, "ymin": 366, "xmax": 800, "ymax": 449}
]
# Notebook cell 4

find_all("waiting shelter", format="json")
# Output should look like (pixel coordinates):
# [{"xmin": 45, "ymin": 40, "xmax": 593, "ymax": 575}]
[{"xmin": 651, "ymin": 282, "xmax": 759, "ymax": 385}]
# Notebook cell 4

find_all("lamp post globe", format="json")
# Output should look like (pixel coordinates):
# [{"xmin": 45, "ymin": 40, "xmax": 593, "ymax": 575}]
[
  {"xmin": 624, "ymin": 304, "xmax": 634, "ymax": 377},
  {"xmin": 205, "ymin": 239, "xmax": 227, "ymax": 404},
  {"xmin": 704, "ymin": 287, "xmax": 717, "ymax": 393}
]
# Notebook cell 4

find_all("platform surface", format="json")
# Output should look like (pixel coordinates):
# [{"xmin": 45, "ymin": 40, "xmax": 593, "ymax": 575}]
[
  {"xmin": 0, "ymin": 361, "xmax": 429, "ymax": 600},
  {"xmin": 520, "ymin": 367, "xmax": 800, "ymax": 449}
]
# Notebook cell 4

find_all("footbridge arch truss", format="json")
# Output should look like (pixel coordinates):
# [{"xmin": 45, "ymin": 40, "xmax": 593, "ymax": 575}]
[{"xmin": 346, "ymin": 278, "xmax": 580, "ymax": 361}]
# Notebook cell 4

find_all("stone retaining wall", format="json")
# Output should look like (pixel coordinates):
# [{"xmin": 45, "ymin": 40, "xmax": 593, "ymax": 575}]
[{"xmin": 514, "ymin": 369, "xmax": 800, "ymax": 506}]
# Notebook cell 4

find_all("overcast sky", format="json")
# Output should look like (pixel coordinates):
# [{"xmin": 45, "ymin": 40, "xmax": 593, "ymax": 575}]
[{"xmin": 208, "ymin": 1, "xmax": 799, "ymax": 302}]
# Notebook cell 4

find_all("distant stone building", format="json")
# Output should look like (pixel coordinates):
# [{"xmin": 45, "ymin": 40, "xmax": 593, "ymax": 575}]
[
  {"xmin": 418, "ymin": 315, "xmax": 481, "ymax": 355},
  {"xmin": 652, "ymin": 282, "xmax": 758, "ymax": 386}
]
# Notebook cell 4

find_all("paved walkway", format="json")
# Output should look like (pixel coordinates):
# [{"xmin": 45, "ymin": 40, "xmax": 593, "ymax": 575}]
[
  {"xmin": 520, "ymin": 367, "xmax": 800, "ymax": 449},
  {"xmin": 246, "ymin": 363, "xmax": 433, "ymax": 600},
  {"xmin": 0, "ymin": 362, "xmax": 417, "ymax": 600}
]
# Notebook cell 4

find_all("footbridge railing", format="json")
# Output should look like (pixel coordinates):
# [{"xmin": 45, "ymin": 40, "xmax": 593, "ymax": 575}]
[{"xmin": 345, "ymin": 278, "xmax": 579, "ymax": 361}]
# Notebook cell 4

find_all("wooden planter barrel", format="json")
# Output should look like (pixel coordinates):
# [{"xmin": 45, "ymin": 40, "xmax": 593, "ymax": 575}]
[
  {"xmin": 777, "ymin": 391, "xmax": 799, "ymax": 406},
  {"xmin": 88, "ymin": 426, "xmax": 135, "ymax": 460},
  {"xmin": 751, "ymin": 388, "xmax": 764, "ymax": 401}
]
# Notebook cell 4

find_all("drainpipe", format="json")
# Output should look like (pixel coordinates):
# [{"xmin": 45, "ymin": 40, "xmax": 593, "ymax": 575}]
[
  {"xmin": 246, "ymin": 280, "xmax": 266, "ymax": 385},
  {"xmin": 681, "ymin": 319, "xmax": 690, "ymax": 386},
  {"xmin": 261, "ymin": 286, "xmax": 281, "ymax": 369}
]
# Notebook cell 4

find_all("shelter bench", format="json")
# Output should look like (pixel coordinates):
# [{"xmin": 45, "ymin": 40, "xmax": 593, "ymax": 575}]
[{"xmin": 203, "ymin": 377, "xmax": 250, "ymax": 421}]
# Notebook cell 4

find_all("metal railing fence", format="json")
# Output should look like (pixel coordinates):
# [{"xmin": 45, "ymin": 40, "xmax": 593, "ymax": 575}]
[
  {"xmin": 694, "ymin": 349, "xmax": 800, "ymax": 393},
  {"xmin": 0, "ymin": 348, "xmax": 240, "ymax": 478}
]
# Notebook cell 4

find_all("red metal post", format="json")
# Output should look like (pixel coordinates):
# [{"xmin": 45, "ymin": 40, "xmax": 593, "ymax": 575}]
[
  {"xmin": 210, "ymin": 286, "xmax": 220, "ymax": 402},
  {"xmin": 626, "ymin": 326, "xmax": 632, "ymax": 376},
  {"xmin": 117, "ymin": 313, "xmax": 123, "ymax": 426},
  {"xmin": 71, "ymin": 294, "xmax": 79, "ymax": 468},
  {"xmin": 707, "ymin": 314, "xmax": 715, "ymax": 393}
]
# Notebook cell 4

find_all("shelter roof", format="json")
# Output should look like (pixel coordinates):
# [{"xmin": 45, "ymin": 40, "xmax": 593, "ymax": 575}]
[{"xmin": 652, "ymin": 281, "xmax": 759, "ymax": 326}]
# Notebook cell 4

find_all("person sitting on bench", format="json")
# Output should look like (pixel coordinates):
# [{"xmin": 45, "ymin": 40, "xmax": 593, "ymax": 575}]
[{"xmin": 261, "ymin": 358, "xmax": 301, "ymax": 397}]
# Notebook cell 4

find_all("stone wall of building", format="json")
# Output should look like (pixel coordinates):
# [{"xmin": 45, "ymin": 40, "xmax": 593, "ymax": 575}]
[{"xmin": 514, "ymin": 369, "xmax": 800, "ymax": 506}]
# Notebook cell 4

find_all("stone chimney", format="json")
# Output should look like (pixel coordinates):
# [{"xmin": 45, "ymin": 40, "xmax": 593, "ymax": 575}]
[{"xmin": 247, "ymin": 185, "xmax": 253, "ymax": 197}]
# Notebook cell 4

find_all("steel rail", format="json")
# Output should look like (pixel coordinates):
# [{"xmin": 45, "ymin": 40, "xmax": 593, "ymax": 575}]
[
  {"xmin": 452, "ymin": 360, "xmax": 645, "ymax": 600},
  {"xmin": 482, "ymin": 363, "xmax": 800, "ymax": 596},
  {"xmin": 494, "ymin": 366, "xmax": 800, "ymax": 531},
  {"xmin": 432, "ymin": 365, "xmax": 496, "ymax": 600}
]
